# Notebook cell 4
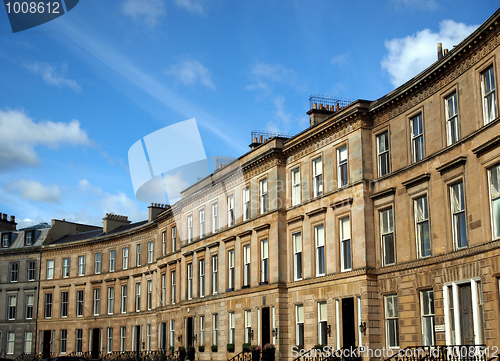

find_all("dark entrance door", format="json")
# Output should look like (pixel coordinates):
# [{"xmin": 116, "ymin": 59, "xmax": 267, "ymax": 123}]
[
  {"xmin": 161, "ymin": 322, "xmax": 167, "ymax": 351},
  {"xmin": 135, "ymin": 326, "xmax": 141, "ymax": 355},
  {"xmin": 42, "ymin": 330, "xmax": 51, "ymax": 358},
  {"xmin": 262, "ymin": 307, "xmax": 270, "ymax": 346},
  {"xmin": 187, "ymin": 317, "xmax": 194, "ymax": 347},
  {"xmin": 342, "ymin": 298, "xmax": 356, "ymax": 349},
  {"xmin": 459, "ymin": 284, "xmax": 474, "ymax": 344},
  {"xmin": 92, "ymin": 328, "xmax": 100, "ymax": 359}
]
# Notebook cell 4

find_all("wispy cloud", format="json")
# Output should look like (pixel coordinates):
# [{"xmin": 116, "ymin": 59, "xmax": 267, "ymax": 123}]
[
  {"xmin": 23, "ymin": 61, "xmax": 81, "ymax": 92},
  {"xmin": 122, "ymin": 0, "xmax": 166, "ymax": 27},
  {"xmin": 6, "ymin": 179, "xmax": 62, "ymax": 203},
  {"xmin": 165, "ymin": 59, "xmax": 215, "ymax": 89},
  {"xmin": 174, "ymin": 0, "xmax": 204, "ymax": 14},
  {"xmin": 247, "ymin": 63, "xmax": 298, "ymax": 91},
  {"xmin": 330, "ymin": 53, "xmax": 351, "ymax": 68},
  {"xmin": 0, "ymin": 108, "xmax": 92, "ymax": 170},
  {"xmin": 381, "ymin": 20, "xmax": 478, "ymax": 87},
  {"xmin": 389, "ymin": 0, "xmax": 439, "ymax": 11},
  {"xmin": 266, "ymin": 96, "xmax": 307, "ymax": 134}
]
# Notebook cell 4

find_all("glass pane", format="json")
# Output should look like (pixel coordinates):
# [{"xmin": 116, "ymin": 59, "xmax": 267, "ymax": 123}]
[
  {"xmin": 491, "ymin": 165, "xmax": 500, "ymax": 198},
  {"xmin": 319, "ymin": 302, "xmax": 327, "ymax": 320},
  {"xmin": 341, "ymin": 218, "xmax": 350, "ymax": 239},
  {"xmin": 338, "ymin": 146, "xmax": 347, "ymax": 162},
  {"xmin": 450, "ymin": 183, "xmax": 464, "ymax": 213},
  {"xmin": 412, "ymin": 114, "xmax": 423, "ymax": 137},
  {"xmin": 418, "ymin": 222, "xmax": 431, "ymax": 257},
  {"xmin": 315, "ymin": 226, "xmax": 324, "ymax": 247},
  {"xmin": 294, "ymin": 233, "xmax": 302, "ymax": 253},
  {"xmin": 415, "ymin": 197, "xmax": 428, "ymax": 221},
  {"xmin": 297, "ymin": 305, "xmax": 304, "ymax": 322},
  {"xmin": 384, "ymin": 234, "xmax": 395, "ymax": 265},
  {"xmin": 378, "ymin": 132, "xmax": 388, "ymax": 153}
]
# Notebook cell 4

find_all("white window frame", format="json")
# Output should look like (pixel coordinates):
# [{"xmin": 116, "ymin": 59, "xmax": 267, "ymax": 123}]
[
  {"xmin": 123, "ymin": 247, "xmax": 129, "ymax": 270},
  {"xmin": 199, "ymin": 208, "xmax": 205, "ymax": 238},
  {"xmin": 318, "ymin": 301, "xmax": 328, "ymax": 345},
  {"xmin": 147, "ymin": 280, "xmax": 152, "ymax": 310},
  {"xmin": 296, "ymin": 304, "xmax": 304, "ymax": 346},
  {"xmin": 148, "ymin": 241, "xmax": 154, "ymax": 263},
  {"xmin": 260, "ymin": 239, "xmax": 269, "ymax": 283},
  {"xmin": 187, "ymin": 215, "xmax": 193, "ymax": 243},
  {"xmin": 229, "ymin": 312, "xmax": 235, "ymax": 344},
  {"xmin": 60, "ymin": 329, "xmax": 68, "ymax": 354},
  {"xmin": 162, "ymin": 231, "xmax": 166, "ymax": 256},
  {"xmin": 171, "ymin": 270, "xmax": 176, "ymax": 304},
  {"xmin": 481, "ymin": 65, "xmax": 497, "ymax": 124},
  {"xmin": 212, "ymin": 255, "xmax": 218, "ymax": 295},
  {"xmin": 411, "ymin": 113, "xmax": 424, "ymax": 163},
  {"xmin": 488, "ymin": 164, "xmax": 500, "ymax": 240},
  {"xmin": 312, "ymin": 157, "xmax": 323, "ymax": 197},
  {"xmin": 61, "ymin": 291, "xmax": 68, "ymax": 317},
  {"xmin": 244, "ymin": 310, "xmax": 252, "ymax": 344},
  {"xmin": 421, "ymin": 290, "xmax": 435, "ymax": 346},
  {"xmin": 381, "ymin": 207, "xmax": 395, "ymax": 266},
  {"xmin": 315, "ymin": 225, "xmax": 325, "ymax": 276},
  {"xmin": 377, "ymin": 131, "xmax": 390, "ymax": 177},
  {"xmin": 200, "ymin": 315, "xmax": 205, "ymax": 345},
  {"xmin": 26, "ymin": 293, "xmax": 34, "ymax": 319},
  {"xmin": 450, "ymin": 181, "xmax": 467, "ymax": 249},
  {"xmin": 227, "ymin": 195, "xmax": 234, "ymax": 227},
  {"xmin": 107, "ymin": 328, "xmax": 113, "ymax": 353},
  {"xmin": 93, "ymin": 288, "xmax": 100, "ymax": 316},
  {"xmin": 385, "ymin": 294, "xmax": 399, "ymax": 348},
  {"xmin": 78, "ymin": 255, "xmax": 85, "ymax": 276},
  {"xmin": 228, "ymin": 250, "xmax": 235, "ymax": 290},
  {"xmin": 136, "ymin": 243, "xmax": 142, "ymax": 267},
  {"xmin": 187, "ymin": 263, "xmax": 193, "ymax": 299},
  {"xmin": 135, "ymin": 282, "xmax": 141, "ymax": 312},
  {"xmin": 260, "ymin": 178, "xmax": 268, "ymax": 214},
  {"xmin": 199, "ymin": 259, "xmax": 205, "ymax": 298},
  {"xmin": 243, "ymin": 186, "xmax": 250, "ymax": 221},
  {"xmin": 121, "ymin": 285, "xmax": 127, "ymax": 313},
  {"xmin": 120, "ymin": 327, "xmax": 126, "ymax": 352},
  {"xmin": 95, "ymin": 252, "xmax": 102, "ymax": 274},
  {"xmin": 172, "ymin": 227, "xmax": 177, "ymax": 252},
  {"xmin": 108, "ymin": 287, "xmax": 114, "ymax": 315},
  {"xmin": 212, "ymin": 314, "xmax": 218, "ymax": 346},
  {"xmin": 292, "ymin": 167, "xmax": 301, "ymax": 206},
  {"xmin": 212, "ymin": 202, "xmax": 218, "ymax": 233},
  {"xmin": 27, "ymin": 261, "xmax": 35, "ymax": 281},
  {"xmin": 445, "ymin": 92, "xmax": 459, "ymax": 145},
  {"xmin": 340, "ymin": 216, "xmax": 351, "ymax": 271},
  {"xmin": 243, "ymin": 245, "xmax": 250, "ymax": 287},
  {"xmin": 169, "ymin": 320, "xmax": 175, "ymax": 348},
  {"xmin": 47, "ymin": 259, "xmax": 54, "ymax": 280},
  {"xmin": 7, "ymin": 332, "xmax": 15, "ymax": 355},
  {"xmin": 337, "ymin": 145, "xmax": 348, "ymax": 187},
  {"xmin": 161, "ymin": 273, "xmax": 166, "ymax": 306},
  {"xmin": 45, "ymin": 293, "xmax": 52, "ymax": 318},
  {"xmin": 293, "ymin": 232, "xmax": 302, "ymax": 281},
  {"xmin": 8, "ymin": 295, "xmax": 17, "ymax": 320},
  {"xmin": 109, "ymin": 250, "xmax": 116, "ymax": 272},
  {"xmin": 415, "ymin": 195, "xmax": 431, "ymax": 258}
]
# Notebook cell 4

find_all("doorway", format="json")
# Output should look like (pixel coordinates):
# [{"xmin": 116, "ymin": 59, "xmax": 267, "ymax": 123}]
[
  {"xmin": 262, "ymin": 307, "xmax": 270, "ymax": 346},
  {"xmin": 186, "ymin": 317, "xmax": 194, "ymax": 347},
  {"xmin": 134, "ymin": 326, "xmax": 141, "ymax": 354},
  {"xmin": 161, "ymin": 323, "xmax": 167, "ymax": 351},
  {"xmin": 459, "ymin": 284, "xmax": 474, "ymax": 344},
  {"xmin": 342, "ymin": 298, "xmax": 356, "ymax": 349},
  {"xmin": 42, "ymin": 330, "xmax": 51, "ymax": 359},
  {"xmin": 91, "ymin": 328, "xmax": 100, "ymax": 359}
]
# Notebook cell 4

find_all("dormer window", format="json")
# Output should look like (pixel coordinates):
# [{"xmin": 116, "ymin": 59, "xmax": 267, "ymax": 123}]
[
  {"xmin": 2, "ymin": 232, "xmax": 12, "ymax": 247},
  {"xmin": 25, "ymin": 231, "xmax": 34, "ymax": 246}
]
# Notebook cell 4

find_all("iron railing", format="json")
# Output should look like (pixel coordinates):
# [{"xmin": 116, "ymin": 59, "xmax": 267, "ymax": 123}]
[{"xmin": 309, "ymin": 95, "xmax": 355, "ymax": 111}]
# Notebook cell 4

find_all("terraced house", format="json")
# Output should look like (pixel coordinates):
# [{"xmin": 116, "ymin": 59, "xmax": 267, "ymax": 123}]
[{"xmin": 3, "ymin": 8, "xmax": 500, "ymax": 361}]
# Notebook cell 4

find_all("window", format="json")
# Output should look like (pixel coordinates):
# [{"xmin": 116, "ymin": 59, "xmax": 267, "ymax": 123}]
[
  {"xmin": 260, "ymin": 178, "xmax": 268, "ymax": 214},
  {"xmin": 121, "ymin": 285, "xmax": 127, "ymax": 313},
  {"xmin": 120, "ymin": 327, "xmax": 126, "ymax": 352},
  {"xmin": 147, "ymin": 280, "xmax": 152, "ymax": 310},
  {"xmin": 146, "ymin": 324, "xmax": 151, "ymax": 352},
  {"xmin": 60, "ymin": 330, "xmax": 67, "ymax": 353},
  {"xmin": 61, "ymin": 291, "xmax": 68, "ymax": 317},
  {"xmin": 169, "ymin": 320, "xmax": 175, "ymax": 348},
  {"xmin": 415, "ymin": 195, "xmax": 431, "ymax": 258},
  {"xmin": 62, "ymin": 257, "xmax": 70, "ymax": 278},
  {"xmin": 24, "ymin": 331, "xmax": 33, "ymax": 354},
  {"xmin": 2, "ymin": 232, "xmax": 11, "ymax": 247},
  {"xmin": 8, "ymin": 295, "xmax": 16, "ymax": 320},
  {"xmin": 45, "ymin": 293, "xmax": 52, "ymax": 318},
  {"xmin": 489, "ymin": 165, "xmax": 500, "ymax": 240},
  {"xmin": 93, "ymin": 288, "xmax": 100, "ymax": 316},
  {"xmin": 212, "ymin": 314, "xmax": 219, "ymax": 346},
  {"xmin": 312, "ymin": 157, "xmax": 323, "ymax": 197},
  {"xmin": 123, "ymin": 247, "xmax": 129, "ymax": 270},
  {"xmin": 161, "ymin": 273, "xmax": 166, "ymax": 306},
  {"xmin": 481, "ymin": 65, "xmax": 497, "ymax": 124},
  {"xmin": 243, "ymin": 186, "xmax": 250, "ymax": 221},
  {"xmin": 227, "ymin": 195, "xmax": 234, "ymax": 227},
  {"xmin": 27, "ymin": 261, "xmax": 35, "ymax": 281},
  {"xmin": 315, "ymin": 225, "xmax": 325, "ymax": 276},
  {"xmin": 107, "ymin": 328, "xmax": 113, "ymax": 353},
  {"xmin": 340, "ymin": 217, "xmax": 351, "ymax": 271},
  {"xmin": 377, "ymin": 131, "xmax": 390, "ymax": 177},
  {"xmin": 76, "ymin": 329, "xmax": 83, "ymax": 353},
  {"xmin": 445, "ymin": 92, "xmax": 459, "ymax": 145},
  {"xmin": 171, "ymin": 271, "xmax": 176, "ymax": 304},
  {"xmin": 450, "ymin": 182, "xmax": 467, "ymax": 249},
  {"xmin": 187, "ymin": 263, "xmax": 193, "ymax": 299},
  {"xmin": 25, "ymin": 231, "xmax": 33, "ymax": 246},
  {"xmin": 421, "ymin": 290, "xmax": 435, "ymax": 346},
  {"xmin": 135, "ymin": 282, "xmax": 141, "ymax": 312},
  {"xmin": 244, "ymin": 310, "xmax": 252, "ymax": 344},
  {"xmin": 337, "ymin": 145, "xmax": 348, "ymax": 187},
  {"xmin": 293, "ymin": 232, "xmax": 302, "ymax": 280},
  {"xmin": 95, "ymin": 253, "xmax": 102, "ymax": 274},
  {"xmin": 212, "ymin": 255, "xmax": 218, "ymax": 295},
  {"xmin": 199, "ymin": 208, "xmax": 205, "ymax": 237},
  {"xmin": 136, "ymin": 244, "xmax": 142, "ymax": 266},
  {"xmin": 7, "ymin": 332, "xmax": 15, "ymax": 355},
  {"xmin": 385, "ymin": 295, "xmax": 399, "ymax": 348},
  {"xmin": 106, "ymin": 287, "xmax": 114, "ymax": 315},
  {"xmin": 78, "ymin": 255, "xmax": 85, "ymax": 276},
  {"xmin": 200, "ymin": 315, "xmax": 205, "ymax": 346},
  {"xmin": 77, "ymin": 290, "xmax": 84, "ymax": 316},
  {"xmin": 187, "ymin": 215, "xmax": 193, "ymax": 243},
  {"xmin": 411, "ymin": 113, "xmax": 424, "ymax": 162},
  {"xmin": 162, "ymin": 231, "xmax": 166, "ymax": 256},
  {"xmin": 26, "ymin": 294, "xmax": 34, "ymax": 319},
  {"xmin": 172, "ymin": 227, "xmax": 177, "ymax": 252},
  {"xmin": 296, "ymin": 305, "xmax": 304, "ymax": 346},
  {"xmin": 260, "ymin": 239, "xmax": 268, "ymax": 284},
  {"xmin": 148, "ymin": 241, "xmax": 154, "ymax": 263},
  {"xmin": 243, "ymin": 245, "xmax": 250, "ymax": 287},
  {"xmin": 381, "ymin": 208, "xmax": 395, "ymax": 266},
  {"xmin": 10, "ymin": 262, "xmax": 19, "ymax": 282},
  {"xmin": 318, "ymin": 302, "xmax": 327, "ymax": 345},
  {"xmin": 228, "ymin": 250, "xmax": 235, "ymax": 290},
  {"xmin": 212, "ymin": 203, "xmax": 218, "ymax": 233},
  {"xmin": 109, "ymin": 250, "xmax": 116, "ymax": 272},
  {"xmin": 47, "ymin": 259, "xmax": 54, "ymax": 279},
  {"xmin": 229, "ymin": 312, "xmax": 235, "ymax": 344},
  {"xmin": 199, "ymin": 259, "xmax": 205, "ymax": 298},
  {"xmin": 292, "ymin": 168, "xmax": 301, "ymax": 206}
]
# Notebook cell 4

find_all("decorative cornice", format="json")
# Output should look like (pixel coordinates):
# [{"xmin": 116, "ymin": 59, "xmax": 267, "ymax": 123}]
[
  {"xmin": 253, "ymin": 224, "xmax": 271, "ymax": 232},
  {"xmin": 207, "ymin": 241, "xmax": 220, "ymax": 249},
  {"xmin": 237, "ymin": 230, "xmax": 252, "ymax": 238},
  {"xmin": 330, "ymin": 198, "xmax": 353, "ymax": 210},
  {"xmin": 104, "ymin": 278, "xmax": 116, "ymax": 282},
  {"xmin": 436, "ymin": 156, "xmax": 467, "ymax": 174},
  {"xmin": 182, "ymin": 251, "xmax": 194, "ymax": 257},
  {"xmin": 370, "ymin": 187, "xmax": 397, "ymax": 201},
  {"xmin": 306, "ymin": 207, "xmax": 328, "ymax": 218},
  {"xmin": 402, "ymin": 173, "xmax": 431, "ymax": 189},
  {"xmin": 472, "ymin": 135, "xmax": 500, "ymax": 157},
  {"xmin": 132, "ymin": 273, "xmax": 142, "ymax": 278},
  {"xmin": 195, "ymin": 246, "xmax": 206, "ymax": 253},
  {"xmin": 222, "ymin": 236, "xmax": 236, "ymax": 243},
  {"xmin": 118, "ymin": 276, "xmax": 129, "ymax": 281},
  {"xmin": 90, "ymin": 280, "xmax": 102, "ymax": 284},
  {"xmin": 286, "ymin": 215, "xmax": 304, "ymax": 225}
]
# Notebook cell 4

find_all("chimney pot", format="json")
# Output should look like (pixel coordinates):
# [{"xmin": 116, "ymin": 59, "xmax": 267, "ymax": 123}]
[
  {"xmin": 259, "ymin": 135, "xmax": 263, "ymax": 143},
  {"xmin": 10, "ymin": 215, "xmax": 15, "ymax": 222},
  {"xmin": 444, "ymin": 48, "xmax": 448, "ymax": 55},
  {"xmin": 437, "ymin": 43, "xmax": 443, "ymax": 60},
  {"xmin": 319, "ymin": 103, "xmax": 323, "ymax": 110},
  {"xmin": 313, "ymin": 103, "xmax": 317, "ymax": 109},
  {"xmin": 2, "ymin": 214, "xmax": 6, "ymax": 220},
  {"xmin": 253, "ymin": 137, "xmax": 258, "ymax": 143}
]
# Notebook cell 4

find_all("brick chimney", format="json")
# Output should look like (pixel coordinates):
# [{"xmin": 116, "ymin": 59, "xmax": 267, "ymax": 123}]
[
  {"xmin": 102, "ymin": 214, "xmax": 131, "ymax": 233},
  {"xmin": 0, "ymin": 213, "xmax": 17, "ymax": 231},
  {"xmin": 307, "ymin": 102, "xmax": 335, "ymax": 127},
  {"xmin": 148, "ymin": 203, "xmax": 168, "ymax": 222}
]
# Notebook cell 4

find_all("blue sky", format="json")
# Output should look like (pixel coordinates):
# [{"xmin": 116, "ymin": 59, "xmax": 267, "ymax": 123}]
[{"xmin": 0, "ymin": 0, "xmax": 498, "ymax": 228}]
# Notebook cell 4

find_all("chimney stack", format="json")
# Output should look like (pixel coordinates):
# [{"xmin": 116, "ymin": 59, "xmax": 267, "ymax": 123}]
[
  {"xmin": 148, "ymin": 203, "xmax": 168, "ymax": 222},
  {"xmin": 0, "ymin": 213, "xmax": 17, "ymax": 231},
  {"xmin": 102, "ymin": 213, "xmax": 131, "ymax": 233},
  {"xmin": 437, "ymin": 43, "xmax": 443, "ymax": 60}
]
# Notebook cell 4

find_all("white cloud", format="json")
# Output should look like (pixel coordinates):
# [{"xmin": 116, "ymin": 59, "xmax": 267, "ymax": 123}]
[
  {"xmin": 174, "ymin": 0, "xmax": 204, "ymax": 13},
  {"xmin": 23, "ymin": 61, "xmax": 81, "ymax": 92},
  {"xmin": 122, "ymin": 0, "xmax": 166, "ymax": 27},
  {"xmin": 381, "ymin": 20, "xmax": 478, "ymax": 88},
  {"xmin": 0, "ymin": 109, "xmax": 92, "ymax": 170},
  {"xmin": 330, "ymin": 53, "xmax": 351, "ymax": 68},
  {"xmin": 247, "ymin": 63, "xmax": 297, "ymax": 91},
  {"xmin": 6, "ymin": 179, "xmax": 62, "ymax": 203},
  {"xmin": 165, "ymin": 60, "xmax": 215, "ymax": 89},
  {"xmin": 390, "ymin": 0, "xmax": 438, "ymax": 11}
]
